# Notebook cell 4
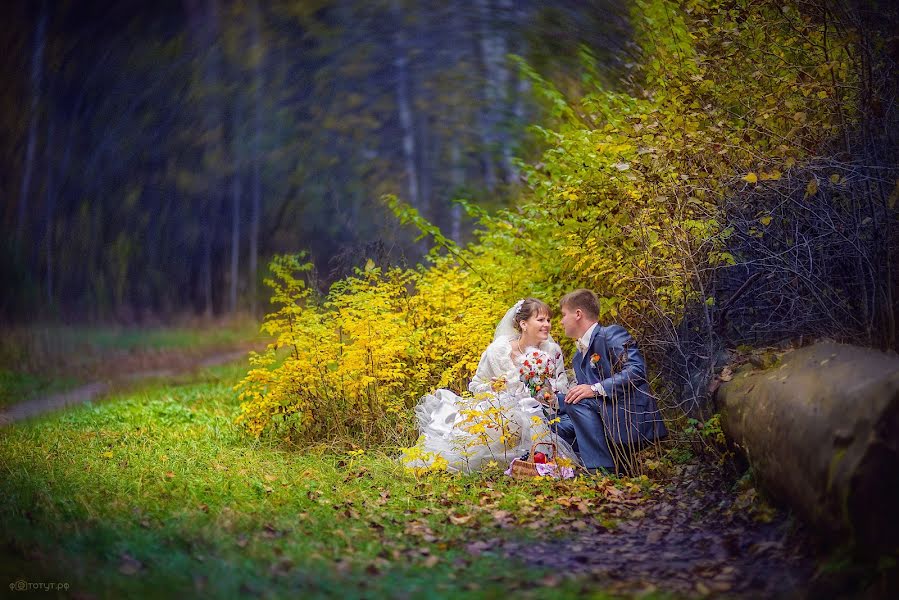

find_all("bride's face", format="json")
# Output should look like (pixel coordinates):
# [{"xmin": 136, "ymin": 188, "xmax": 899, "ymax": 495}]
[{"xmin": 520, "ymin": 311, "xmax": 551, "ymax": 343}]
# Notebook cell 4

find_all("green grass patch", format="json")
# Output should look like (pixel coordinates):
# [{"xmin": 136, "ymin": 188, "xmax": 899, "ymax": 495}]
[{"xmin": 0, "ymin": 362, "xmax": 651, "ymax": 599}]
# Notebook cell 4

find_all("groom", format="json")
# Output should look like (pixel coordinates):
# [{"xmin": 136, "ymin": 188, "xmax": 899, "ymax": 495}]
[{"xmin": 553, "ymin": 289, "xmax": 668, "ymax": 474}]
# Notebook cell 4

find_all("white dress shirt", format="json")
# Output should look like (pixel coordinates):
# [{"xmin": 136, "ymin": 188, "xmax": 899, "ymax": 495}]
[{"xmin": 577, "ymin": 323, "xmax": 606, "ymax": 397}]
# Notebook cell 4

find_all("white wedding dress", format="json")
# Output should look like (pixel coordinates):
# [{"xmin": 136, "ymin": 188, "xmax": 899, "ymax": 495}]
[{"xmin": 405, "ymin": 304, "xmax": 576, "ymax": 474}]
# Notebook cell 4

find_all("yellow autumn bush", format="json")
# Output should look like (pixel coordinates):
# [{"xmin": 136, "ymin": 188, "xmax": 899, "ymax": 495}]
[{"xmin": 234, "ymin": 252, "xmax": 517, "ymax": 446}]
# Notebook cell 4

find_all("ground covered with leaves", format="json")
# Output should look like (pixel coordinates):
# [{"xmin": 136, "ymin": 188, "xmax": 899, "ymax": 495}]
[{"xmin": 0, "ymin": 358, "xmax": 846, "ymax": 599}]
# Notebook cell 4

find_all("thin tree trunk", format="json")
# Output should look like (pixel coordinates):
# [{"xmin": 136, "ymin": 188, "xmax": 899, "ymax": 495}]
[
  {"xmin": 506, "ymin": 2, "xmax": 530, "ymax": 186},
  {"xmin": 186, "ymin": 0, "xmax": 222, "ymax": 318},
  {"xmin": 475, "ymin": 0, "xmax": 499, "ymax": 191},
  {"xmin": 230, "ymin": 107, "xmax": 242, "ymax": 315},
  {"xmin": 249, "ymin": 0, "xmax": 263, "ymax": 317},
  {"xmin": 448, "ymin": 4, "xmax": 468, "ymax": 244},
  {"xmin": 507, "ymin": 70, "xmax": 529, "ymax": 185},
  {"xmin": 450, "ymin": 139, "xmax": 464, "ymax": 243},
  {"xmin": 16, "ymin": 2, "xmax": 47, "ymax": 259},
  {"xmin": 415, "ymin": 109, "xmax": 432, "ymax": 220},
  {"xmin": 203, "ymin": 226, "xmax": 213, "ymax": 318},
  {"xmin": 495, "ymin": 0, "xmax": 513, "ymax": 183},
  {"xmin": 392, "ymin": 0, "xmax": 420, "ymax": 211},
  {"xmin": 44, "ymin": 116, "xmax": 56, "ymax": 308}
]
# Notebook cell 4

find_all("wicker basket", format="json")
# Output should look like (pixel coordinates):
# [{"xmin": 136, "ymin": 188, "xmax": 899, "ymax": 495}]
[{"xmin": 508, "ymin": 442, "xmax": 558, "ymax": 479}]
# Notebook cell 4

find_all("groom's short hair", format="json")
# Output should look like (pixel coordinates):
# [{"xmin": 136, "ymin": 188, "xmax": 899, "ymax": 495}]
[{"xmin": 560, "ymin": 289, "xmax": 600, "ymax": 319}]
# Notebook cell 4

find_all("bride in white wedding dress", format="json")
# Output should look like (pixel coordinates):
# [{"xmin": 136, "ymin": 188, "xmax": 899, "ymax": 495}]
[{"xmin": 404, "ymin": 298, "xmax": 577, "ymax": 474}]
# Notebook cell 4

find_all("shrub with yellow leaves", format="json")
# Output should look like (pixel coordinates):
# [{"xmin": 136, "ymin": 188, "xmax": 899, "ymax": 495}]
[{"xmin": 234, "ymin": 251, "xmax": 517, "ymax": 447}]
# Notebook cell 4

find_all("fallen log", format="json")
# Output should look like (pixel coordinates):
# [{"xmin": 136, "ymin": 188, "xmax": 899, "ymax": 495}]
[{"xmin": 718, "ymin": 341, "xmax": 899, "ymax": 556}]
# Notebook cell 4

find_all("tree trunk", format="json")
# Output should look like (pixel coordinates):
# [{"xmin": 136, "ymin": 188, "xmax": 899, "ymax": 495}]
[
  {"xmin": 43, "ymin": 116, "xmax": 56, "ymax": 309},
  {"xmin": 495, "ymin": 0, "xmax": 514, "ymax": 183},
  {"xmin": 475, "ymin": 0, "xmax": 508, "ymax": 190},
  {"xmin": 718, "ymin": 341, "xmax": 899, "ymax": 557},
  {"xmin": 185, "ymin": 0, "xmax": 222, "ymax": 318},
  {"xmin": 249, "ymin": 0, "xmax": 263, "ymax": 317},
  {"xmin": 449, "ymin": 139, "xmax": 464, "ymax": 243},
  {"xmin": 229, "ymin": 164, "xmax": 241, "ymax": 315},
  {"xmin": 391, "ymin": 0, "xmax": 420, "ymax": 211},
  {"xmin": 16, "ymin": 1, "xmax": 47, "ymax": 259},
  {"xmin": 506, "ymin": 69, "xmax": 529, "ymax": 185},
  {"xmin": 506, "ymin": 1, "xmax": 530, "ymax": 186},
  {"xmin": 415, "ymin": 108, "xmax": 431, "ymax": 221}
]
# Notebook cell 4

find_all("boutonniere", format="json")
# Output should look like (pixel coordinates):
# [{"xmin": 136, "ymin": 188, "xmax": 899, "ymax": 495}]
[{"xmin": 590, "ymin": 353, "xmax": 601, "ymax": 368}]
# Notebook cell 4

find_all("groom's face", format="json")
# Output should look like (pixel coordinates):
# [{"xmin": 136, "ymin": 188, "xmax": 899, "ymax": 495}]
[{"xmin": 559, "ymin": 305, "xmax": 580, "ymax": 339}]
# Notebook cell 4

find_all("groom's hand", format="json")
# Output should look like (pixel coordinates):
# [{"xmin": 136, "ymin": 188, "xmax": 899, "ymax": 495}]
[{"xmin": 565, "ymin": 384, "xmax": 597, "ymax": 404}]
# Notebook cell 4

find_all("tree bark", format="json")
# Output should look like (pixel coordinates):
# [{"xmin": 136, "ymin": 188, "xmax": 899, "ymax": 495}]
[
  {"xmin": 718, "ymin": 341, "xmax": 899, "ymax": 556},
  {"xmin": 185, "ymin": 0, "xmax": 222, "ymax": 318},
  {"xmin": 475, "ymin": 0, "xmax": 509, "ymax": 190},
  {"xmin": 43, "ymin": 115, "xmax": 56, "ymax": 308},
  {"xmin": 249, "ymin": 0, "xmax": 263, "ymax": 317},
  {"xmin": 391, "ymin": 0, "xmax": 420, "ymax": 211},
  {"xmin": 449, "ymin": 139, "xmax": 464, "ymax": 243},
  {"xmin": 16, "ymin": 1, "xmax": 47, "ymax": 259},
  {"xmin": 229, "ymin": 175, "xmax": 241, "ymax": 314}
]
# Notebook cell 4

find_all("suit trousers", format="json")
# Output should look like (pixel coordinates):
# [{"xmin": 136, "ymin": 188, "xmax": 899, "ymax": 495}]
[{"xmin": 552, "ymin": 396, "xmax": 615, "ymax": 470}]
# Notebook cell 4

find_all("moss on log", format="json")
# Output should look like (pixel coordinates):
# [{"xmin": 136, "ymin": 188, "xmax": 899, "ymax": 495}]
[{"xmin": 719, "ymin": 342, "xmax": 899, "ymax": 556}]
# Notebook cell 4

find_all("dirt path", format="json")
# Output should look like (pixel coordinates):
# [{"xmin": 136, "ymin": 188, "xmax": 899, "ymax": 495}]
[
  {"xmin": 500, "ymin": 462, "xmax": 817, "ymax": 598},
  {"xmin": 0, "ymin": 347, "xmax": 255, "ymax": 427}
]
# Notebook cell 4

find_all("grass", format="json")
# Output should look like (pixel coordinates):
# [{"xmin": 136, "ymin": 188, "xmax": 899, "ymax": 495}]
[{"xmin": 0, "ymin": 359, "xmax": 658, "ymax": 599}]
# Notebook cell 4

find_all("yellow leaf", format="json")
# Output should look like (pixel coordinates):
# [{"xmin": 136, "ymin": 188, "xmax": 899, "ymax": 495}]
[
  {"xmin": 817, "ymin": 90, "xmax": 828, "ymax": 99},
  {"xmin": 785, "ymin": 157, "xmax": 796, "ymax": 169},
  {"xmin": 829, "ymin": 173, "xmax": 840, "ymax": 184},
  {"xmin": 743, "ymin": 172, "xmax": 758, "ymax": 184},
  {"xmin": 102, "ymin": 451, "xmax": 114, "ymax": 459},
  {"xmin": 760, "ymin": 215, "xmax": 772, "ymax": 226},
  {"xmin": 759, "ymin": 170, "xmax": 781, "ymax": 181},
  {"xmin": 805, "ymin": 178, "xmax": 819, "ymax": 198},
  {"xmin": 364, "ymin": 259, "xmax": 375, "ymax": 272}
]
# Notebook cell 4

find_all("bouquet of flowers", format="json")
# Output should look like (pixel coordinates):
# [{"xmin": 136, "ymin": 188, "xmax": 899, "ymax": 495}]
[{"xmin": 518, "ymin": 348, "xmax": 561, "ymax": 405}]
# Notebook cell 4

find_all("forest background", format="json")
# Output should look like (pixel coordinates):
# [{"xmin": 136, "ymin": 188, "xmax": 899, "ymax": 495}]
[{"xmin": 2, "ymin": 0, "xmax": 632, "ymax": 321}]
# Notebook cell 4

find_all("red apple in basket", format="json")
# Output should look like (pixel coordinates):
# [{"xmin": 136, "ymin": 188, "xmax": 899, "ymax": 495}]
[{"xmin": 533, "ymin": 452, "xmax": 547, "ymax": 464}]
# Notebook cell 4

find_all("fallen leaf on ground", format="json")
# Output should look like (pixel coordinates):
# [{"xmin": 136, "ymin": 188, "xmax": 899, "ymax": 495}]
[
  {"xmin": 423, "ymin": 555, "xmax": 439, "ymax": 568},
  {"xmin": 448, "ymin": 513, "xmax": 474, "ymax": 525}
]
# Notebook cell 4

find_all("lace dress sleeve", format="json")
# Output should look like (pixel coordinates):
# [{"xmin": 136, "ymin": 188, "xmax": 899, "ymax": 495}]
[
  {"xmin": 468, "ymin": 340, "xmax": 508, "ymax": 395},
  {"xmin": 548, "ymin": 342, "xmax": 570, "ymax": 394}
]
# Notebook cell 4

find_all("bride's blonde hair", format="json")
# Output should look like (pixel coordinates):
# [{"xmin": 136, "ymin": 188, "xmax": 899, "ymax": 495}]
[{"xmin": 513, "ymin": 298, "xmax": 551, "ymax": 332}]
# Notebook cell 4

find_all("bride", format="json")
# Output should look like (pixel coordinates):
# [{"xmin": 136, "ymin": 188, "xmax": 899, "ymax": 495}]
[{"xmin": 404, "ymin": 298, "xmax": 576, "ymax": 474}]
